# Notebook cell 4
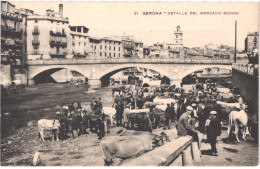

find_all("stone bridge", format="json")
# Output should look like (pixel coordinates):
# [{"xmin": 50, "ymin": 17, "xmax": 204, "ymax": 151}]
[{"xmin": 27, "ymin": 58, "xmax": 232, "ymax": 87}]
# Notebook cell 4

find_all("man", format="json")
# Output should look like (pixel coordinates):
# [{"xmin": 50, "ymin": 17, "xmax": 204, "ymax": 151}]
[
  {"xmin": 205, "ymin": 111, "xmax": 222, "ymax": 156},
  {"xmin": 91, "ymin": 98, "xmax": 96, "ymax": 111},
  {"xmin": 79, "ymin": 110, "xmax": 88, "ymax": 135},
  {"xmin": 97, "ymin": 97, "xmax": 103, "ymax": 110},
  {"xmin": 165, "ymin": 103, "xmax": 172, "ymax": 130},
  {"xmin": 177, "ymin": 106, "xmax": 198, "ymax": 142},
  {"xmin": 170, "ymin": 102, "xmax": 177, "ymax": 127},
  {"xmin": 123, "ymin": 104, "xmax": 131, "ymax": 128}
]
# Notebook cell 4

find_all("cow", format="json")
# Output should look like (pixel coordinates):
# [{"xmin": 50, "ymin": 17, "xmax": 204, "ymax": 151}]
[
  {"xmin": 227, "ymin": 107, "xmax": 248, "ymax": 143},
  {"xmin": 100, "ymin": 132, "xmax": 170, "ymax": 166},
  {"xmin": 38, "ymin": 119, "xmax": 60, "ymax": 142}
]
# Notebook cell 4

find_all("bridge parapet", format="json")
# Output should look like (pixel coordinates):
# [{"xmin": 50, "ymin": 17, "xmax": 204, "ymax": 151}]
[
  {"xmin": 27, "ymin": 58, "xmax": 233, "ymax": 65},
  {"xmin": 232, "ymin": 63, "xmax": 259, "ymax": 77},
  {"xmin": 122, "ymin": 136, "xmax": 196, "ymax": 166}
]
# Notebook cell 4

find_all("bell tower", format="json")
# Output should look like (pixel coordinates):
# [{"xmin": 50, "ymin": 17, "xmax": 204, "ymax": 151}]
[{"xmin": 174, "ymin": 26, "xmax": 183, "ymax": 48}]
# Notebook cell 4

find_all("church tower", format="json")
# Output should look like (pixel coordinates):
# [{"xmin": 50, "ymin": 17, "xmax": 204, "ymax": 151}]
[{"xmin": 174, "ymin": 26, "xmax": 183, "ymax": 48}]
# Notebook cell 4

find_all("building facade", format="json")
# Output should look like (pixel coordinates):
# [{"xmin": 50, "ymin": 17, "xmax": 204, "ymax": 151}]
[
  {"xmin": 245, "ymin": 32, "xmax": 259, "ymax": 53},
  {"xmin": 1, "ymin": 1, "xmax": 27, "ymax": 83},
  {"xmin": 68, "ymin": 26, "xmax": 89, "ymax": 58},
  {"xmin": 27, "ymin": 4, "xmax": 70, "ymax": 60}
]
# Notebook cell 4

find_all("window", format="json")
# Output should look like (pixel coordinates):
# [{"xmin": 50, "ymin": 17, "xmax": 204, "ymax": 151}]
[
  {"xmin": 176, "ymin": 35, "xmax": 178, "ymax": 38},
  {"xmin": 176, "ymin": 41, "xmax": 178, "ymax": 43},
  {"xmin": 62, "ymin": 28, "xmax": 65, "ymax": 34},
  {"xmin": 119, "ymin": 47, "xmax": 120, "ymax": 51},
  {"xmin": 109, "ymin": 46, "xmax": 111, "ymax": 50},
  {"xmin": 72, "ymin": 35, "xmax": 74, "ymax": 39},
  {"xmin": 100, "ymin": 45, "xmax": 102, "ymax": 49},
  {"xmin": 105, "ymin": 52, "xmax": 106, "ymax": 56},
  {"xmin": 34, "ymin": 20, "xmax": 38, "ymax": 23},
  {"xmin": 105, "ymin": 46, "xmax": 107, "ymax": 50},
  {"xmin": 114, "ymin": 53, "xmax": 115, "ymax": 57},
  {"xmin": 56, "ymin": 47, "xmax": 60, "ymax": 54},
  {"xmin": 119, "ymin": 53, "xmax": 120, "ymax": 57},
  {"xmin": 57, "ymin": 21, "xmax": 59, "ymax": 23},
  {"xmin": 94, "ymin": 46, "xmax": 96, "ymax": 50},
  {"xmin": 100, "ymin": 52, "xmax": 102, "ymax": 56},
  {"xmin": 84, "ymin": 43, "xmax": 86, "ymax": 46},
  {"xmin": 51, "ymin": 21, "xmax": 53, "ymax": 23},
  {"xmin": 114, "ymin": 47, "xmax": 115, "ymax": 50},
  {"xmin": 109, "ymin": 53, "xmax": 111, "ymax": 57},
  {"xmin": 84, "ymin": 36, "xmax": 86, "ymax": 39},
  {"xmin": 79, "ymin": 42, "xmax": 81, "ymax": 45}
]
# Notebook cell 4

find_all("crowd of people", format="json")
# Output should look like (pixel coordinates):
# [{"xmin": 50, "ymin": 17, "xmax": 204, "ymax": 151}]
[
  {"xmin": 109, "ymin": 80, "xmax": 245, "ymax": 155},
  {"xmin": 50, "ymin": 78, "xmax": 245, "ymax": 155}
]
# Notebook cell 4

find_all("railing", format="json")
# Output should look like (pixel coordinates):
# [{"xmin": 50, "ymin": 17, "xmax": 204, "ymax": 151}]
[
  {"xmin": 122, "ymin": 136, "xmax": 195, "ymax": 166},
  {"xmin": 50, "ymin": 40, "xmax": 66, "ymax": 47},
  {"xmin": 232, "ymin": 63, "xmax": 259, "ymax": 77},
  {"xmin": 32, "ymin": 40, "xmax": 40, "ymax": 45},
  {"xmin": 49, "ymin": 51, "xmax": 67, "ymax": 56},
  {"xmin": 28, "ymin": 57, "xmax": 233, "ymax": 65},
  {"xmin": 50, "ymin": 31, "xmax": 66, "ymax": 37}
]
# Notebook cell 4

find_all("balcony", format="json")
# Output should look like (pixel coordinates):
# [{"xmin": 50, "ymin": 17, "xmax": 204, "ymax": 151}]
[
  {"xmin": 50, "ymin": 40, "xmax": 67, "ymax": 47},
  {"xmin": 50, "ymin": 31, "xmax": 66, "ymax": 37},
  {"xmin": 32, "ymin": 30, "xmax": 40, "ymax": 35},
  {"xmin": 49, "ymin": 51, "xmax": 67, "ymax": 58}
]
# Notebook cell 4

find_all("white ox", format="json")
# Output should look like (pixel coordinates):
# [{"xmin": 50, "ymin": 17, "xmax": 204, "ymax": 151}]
[
  {"xmin": 103, "ymin": 107, "xmax": 116, "ymax": 125},
  {"xmin": 38, "ymin": 119, "xmax": 60, "ymax": 142},
  {"xmin": 217, "ymin": 101, "xmax": 241, "ymax": 109},
  {"xmin": 153, "ymin": 98, "xmax": 178, "ymax": 113},
  {"xmin": 227, "ymin": 109, "xmax": 248, "ymax": 143}
]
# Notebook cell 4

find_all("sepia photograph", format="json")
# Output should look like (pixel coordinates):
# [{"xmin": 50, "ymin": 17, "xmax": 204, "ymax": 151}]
[{"xmin": 0, "ymin": 0, "xmax": 259, "ymax": 166}]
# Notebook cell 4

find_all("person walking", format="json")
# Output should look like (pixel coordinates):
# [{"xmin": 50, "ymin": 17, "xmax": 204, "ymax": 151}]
[{"xmin": 205, "ymin": 111, "xmax": 222, "ymax": 156}]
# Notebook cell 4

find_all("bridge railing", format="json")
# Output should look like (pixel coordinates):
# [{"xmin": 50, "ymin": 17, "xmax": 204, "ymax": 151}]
[
  {"xmin": 27, "ymin": 58, "xmax": 232, "ymax": 65},
  {"xmin": 232, "ymin": 63, "xmax": 259, "ymax": 77}
]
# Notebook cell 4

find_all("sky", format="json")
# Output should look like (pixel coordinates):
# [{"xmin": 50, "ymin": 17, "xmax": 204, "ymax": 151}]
[{"xmin": 11, "ymin": 1, "xmax": 259, "ymax": 50}]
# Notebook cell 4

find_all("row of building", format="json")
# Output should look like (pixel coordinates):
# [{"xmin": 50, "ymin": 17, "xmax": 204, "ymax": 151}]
[{"xmin": 1, "ymin": 1, "xmax": 259, "ymax": 84}]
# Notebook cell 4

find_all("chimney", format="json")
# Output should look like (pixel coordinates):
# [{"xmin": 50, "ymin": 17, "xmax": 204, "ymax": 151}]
[{"xmin": 59, "ymin": 4, "xmax": 63, "ymax": 18}]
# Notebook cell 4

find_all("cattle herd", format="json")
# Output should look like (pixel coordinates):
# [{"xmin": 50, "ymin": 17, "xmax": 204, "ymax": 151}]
[{"xmin": 37, "ymin": 80, "xmax": 253, "ymax": 165}]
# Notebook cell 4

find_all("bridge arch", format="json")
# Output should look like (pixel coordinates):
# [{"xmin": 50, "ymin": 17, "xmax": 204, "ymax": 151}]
[
  {"xmin": 96, "ymin": 64, "xmax": 172, "ymax": 79},
  {"xmin": 29, "ymin": 65, "xmax": 88, "ymax": 84},
  {"xmin": 177, "ymin": 64, "xmax": 232, "ymax": 80},
  {"xmin": 96, "ymin": 64, "xmax": 172, "ymax": 86},
  {"xmin": 29, "ymin": 65, "xmax": 88, "ymax": 79}
]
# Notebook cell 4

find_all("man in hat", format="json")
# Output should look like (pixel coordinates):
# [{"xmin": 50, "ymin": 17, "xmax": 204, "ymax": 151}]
[
  {"xmin": 205, "ymin": 111, "xmax": 222, "ymax": 156},
  {"xmin": 177, "ymin": 106, "xmax": 198, "ymax": 142}
]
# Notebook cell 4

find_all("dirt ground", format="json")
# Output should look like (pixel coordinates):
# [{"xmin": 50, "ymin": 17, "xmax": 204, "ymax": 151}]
[{"xmin": 1, "ymin": 83, "xmax": 259, "ymax": 166}]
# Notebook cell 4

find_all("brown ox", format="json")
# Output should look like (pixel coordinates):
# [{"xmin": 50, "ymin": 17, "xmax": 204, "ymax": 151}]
[
  {"xmin": 38, "ymin": 119, "xmax": 60, "ymax": 142},
  {"xmin": 100, "ymin": 132, "xmax": 170, "ymax": 166}
]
